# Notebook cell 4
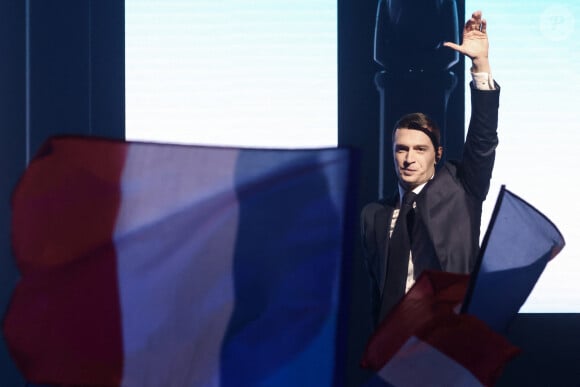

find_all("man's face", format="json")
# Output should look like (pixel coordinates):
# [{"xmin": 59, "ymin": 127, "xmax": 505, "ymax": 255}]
[{"xmin": 393, "ymin": 128, "xmax": 441, "ymax": 191}]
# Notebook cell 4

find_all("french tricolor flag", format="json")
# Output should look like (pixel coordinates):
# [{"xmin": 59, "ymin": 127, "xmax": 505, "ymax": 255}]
[{"xmin": 3, "ymin": 136, "xmax": 354, "ymax": 386}]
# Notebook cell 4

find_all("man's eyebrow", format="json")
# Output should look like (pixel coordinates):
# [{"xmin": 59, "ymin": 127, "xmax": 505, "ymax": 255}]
[{"xmin": 395, "ymin": 143, "xmax": 430, "ymax": 148}]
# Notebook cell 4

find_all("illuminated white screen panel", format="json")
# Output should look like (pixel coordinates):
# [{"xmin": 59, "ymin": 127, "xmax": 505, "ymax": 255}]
[{"xmin": 125, "ymin": 0, "xmax": 337, "ymax": 148}]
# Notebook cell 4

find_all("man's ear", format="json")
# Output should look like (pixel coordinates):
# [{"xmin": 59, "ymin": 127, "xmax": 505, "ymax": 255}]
[{"xmin": 436, "ymin": 146, "xmax": 443, "ymax": 163}]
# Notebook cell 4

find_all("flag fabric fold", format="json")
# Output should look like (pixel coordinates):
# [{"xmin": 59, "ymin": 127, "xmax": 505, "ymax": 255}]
[
  {"xmin": 462, "ymin": 186, "xmax": 566, "ymax": 333},
  {"xmin": 361, "ymin": 270, "xmax": 470, "ymax": 370},
  {"xmin": 361, "ymin": 271, "xmax": 520, "ymax": 387},
  {"xmin": 3, "ymin": 136, "xmax": 354, "ymax": 387}
]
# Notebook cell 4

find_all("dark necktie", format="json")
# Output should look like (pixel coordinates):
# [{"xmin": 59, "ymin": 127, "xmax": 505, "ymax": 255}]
[{"xmin": 379, "ymin": 191, "xmax": 417, "ymax": 322}]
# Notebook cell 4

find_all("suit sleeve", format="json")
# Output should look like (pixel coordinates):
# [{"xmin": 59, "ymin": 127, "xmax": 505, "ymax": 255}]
[
  {"xmin": 360, "ymin": 203, "xmax": 380, "ymax": 275},
  {"xmin": 360, "ymin": 202, "xmax": 385, "ymax": 324},
  {"xmin": 460, "ymin": 81, "xmax": 500, "ymax": 201}
]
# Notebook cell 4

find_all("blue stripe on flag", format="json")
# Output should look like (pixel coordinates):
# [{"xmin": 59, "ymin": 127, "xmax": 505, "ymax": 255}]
[
  {"xmin": 220, "ymin": 149, "xmax": 352, "ymax": 387},
  {"xmin": 463, "ymin": 186, "xmax": 565, "ymax": 333}
]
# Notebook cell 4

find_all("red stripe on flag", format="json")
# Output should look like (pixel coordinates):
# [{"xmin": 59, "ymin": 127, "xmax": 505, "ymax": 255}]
[
  {"xmin": 4, "ymin": 137, "xmax": 126, "ymax": 385},
  {"xmin": 361, "ymin": 270, "xmax": 519, "ymax": 387},
  {"xmin": 361, "ymin": 270, "xmax": 470, "ymax": 370},
  {"xmin": 414, "ymin": 313, "xmax": 519, "ymax": 386}
]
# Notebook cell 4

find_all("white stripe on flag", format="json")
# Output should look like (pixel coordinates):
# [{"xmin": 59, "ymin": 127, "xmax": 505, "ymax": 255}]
[
  {"xmin": 378, "ymin": 336, "xmax": 483, "ymax": 387},
  {"xmin": 114, "ymin": 144, "xmax": 241, "ymax": 386}
]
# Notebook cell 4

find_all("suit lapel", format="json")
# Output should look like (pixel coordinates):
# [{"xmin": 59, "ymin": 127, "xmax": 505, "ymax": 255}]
[
  {"xmin": 374, "ymin": 198, "xmax": 396, "ymax": 295},
  {"xmin": 415, "ymin": 168, "xmax": 455, "ymax": 268}
]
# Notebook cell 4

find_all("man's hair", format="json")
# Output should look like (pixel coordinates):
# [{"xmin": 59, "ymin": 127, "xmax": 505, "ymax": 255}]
[{"xmin": 392, "ymin": 112, "xmax": 441, "ymax": 152}]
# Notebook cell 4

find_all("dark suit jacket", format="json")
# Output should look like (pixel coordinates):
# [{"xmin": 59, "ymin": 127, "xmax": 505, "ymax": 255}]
[{"xmin": 361, "ymin": 83, "xmax": 500, "ymax": 324}]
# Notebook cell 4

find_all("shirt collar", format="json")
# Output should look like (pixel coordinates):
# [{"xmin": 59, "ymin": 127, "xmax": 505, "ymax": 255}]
[{"xmin": 398, "ymin": 174, "xmax": 433, "ymax": 206}]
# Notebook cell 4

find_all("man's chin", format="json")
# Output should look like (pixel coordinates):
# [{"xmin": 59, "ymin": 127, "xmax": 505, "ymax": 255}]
[
  {"xmin": 400, "ymin": 176, "xmax": 426, "ymax": 190},
  {"xmin": 398, "ymin": 179, "xmax": 415, "ymax": 190}
]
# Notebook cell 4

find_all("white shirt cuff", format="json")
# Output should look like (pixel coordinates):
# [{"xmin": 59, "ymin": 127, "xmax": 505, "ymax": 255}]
[{"xmin": 471, "ymin": 72, "xmax": 495, "ymax": 90}]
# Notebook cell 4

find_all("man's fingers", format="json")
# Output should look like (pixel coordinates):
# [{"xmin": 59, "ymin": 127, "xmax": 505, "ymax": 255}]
[
  {"xmin": 442, "ymin": 41, "xmax": 462, "ymax": 53},
  {"xmin": 471, "ymin": 10, "xmax": 482, "ymax": 20},
  {"xmin": 465, "ymin": 10, "xmax": 484, "ymax": 32}
]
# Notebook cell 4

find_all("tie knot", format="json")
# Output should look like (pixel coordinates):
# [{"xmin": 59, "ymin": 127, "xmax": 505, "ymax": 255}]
[{"xmin": 402, "ymin": 191, "xmax": 417, "ymax": 207}]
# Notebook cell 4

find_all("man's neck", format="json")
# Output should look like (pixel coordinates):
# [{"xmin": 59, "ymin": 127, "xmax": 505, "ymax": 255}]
[{"xmin": 398, "ymin": 174, "xmax": 434, "ymax": 204}]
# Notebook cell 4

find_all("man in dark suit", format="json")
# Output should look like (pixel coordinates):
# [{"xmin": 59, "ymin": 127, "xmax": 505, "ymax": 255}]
[{"xmin": 361, "ymin": 11, "xmax": 500, "ymax": 325}]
